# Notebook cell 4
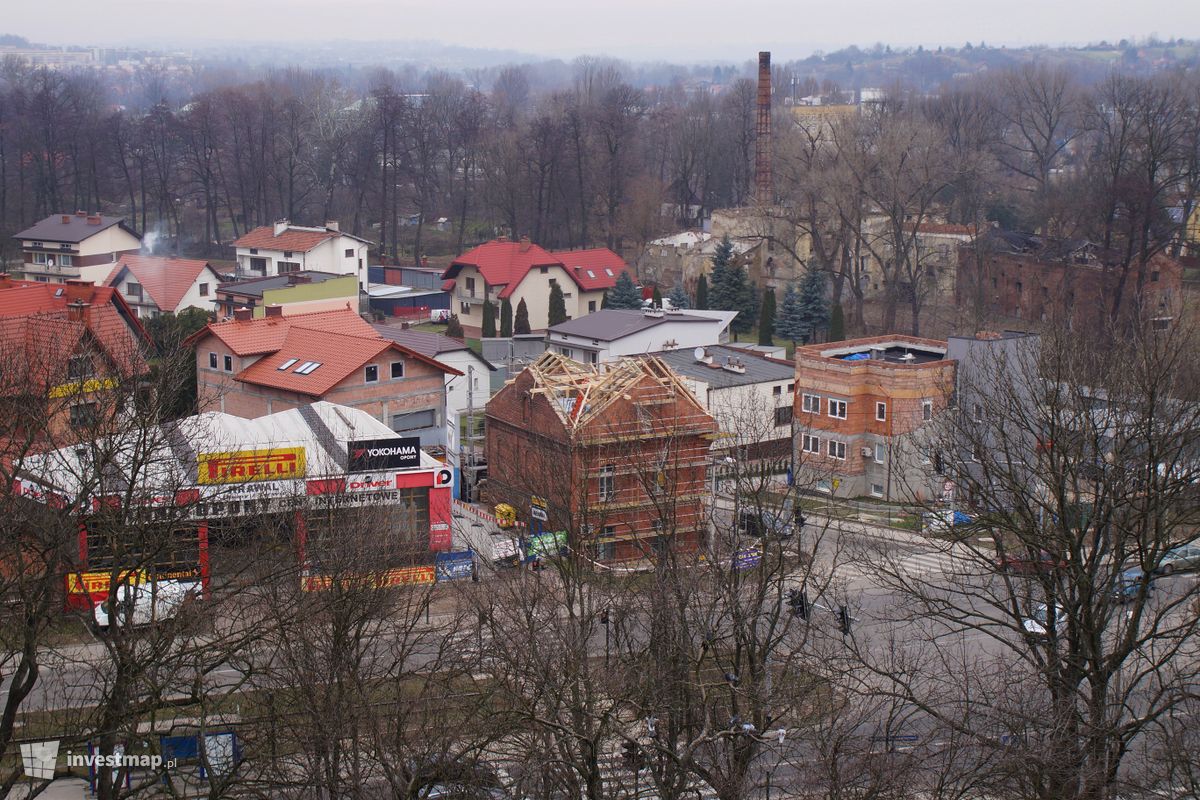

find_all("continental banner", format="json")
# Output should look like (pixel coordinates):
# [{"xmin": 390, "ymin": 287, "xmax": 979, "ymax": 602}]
[
  {"xmin": 198, "ymin": 447, "xmax": 306, "ymax": 485},
  {"xmin": 302, "ymin": 564, "xmax": 436, "ymax": 591}
]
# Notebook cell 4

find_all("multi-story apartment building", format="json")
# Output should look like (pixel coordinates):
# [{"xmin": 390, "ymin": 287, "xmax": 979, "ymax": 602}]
[
  {"xmin": 792, "ymin": 335, "xmax": 955, "ymax": 501},
  {"xmin": 13, "ymin": 213, "xmax": 141, "ymax": 284},
  {"xmin": 484, "ymin": 352, "xmax": 716, "ymax": 562}
]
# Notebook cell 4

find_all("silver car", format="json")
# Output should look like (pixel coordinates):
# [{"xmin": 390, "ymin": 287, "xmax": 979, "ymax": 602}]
[{"xmin": 1156, "ymin": 543, "xmax": 1200, "ymax": 576}]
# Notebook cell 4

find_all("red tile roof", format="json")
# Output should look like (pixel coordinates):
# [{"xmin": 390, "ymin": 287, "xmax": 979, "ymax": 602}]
[
  {"xmin": 105, "ymin": 254, "xmax": 218, "ymax": 312},
  {"xmin": 442, "ymin": 239, "xmax": 629, "ymax": 299},
  {"xmin": 233, "ymin": 226, "xmax": 336, "ymax": 253},
  {"xmin": 187, "ymin": 307, "xmax": 461, "ymax": 397},
  {"xmin": 189, "ymin": 307, "xmax": 378, "ymax": 355},
  {"xmin": 0, "ymin": 281, "xmax": 149, "ymax": 382},
  {"xmin": 552, "ymin": 247, "xmax": 629, "ymax": 292}
]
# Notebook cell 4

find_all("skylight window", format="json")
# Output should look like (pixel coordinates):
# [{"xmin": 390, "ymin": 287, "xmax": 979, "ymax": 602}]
[
  {"xmin": 293, "ymin": 360, "xmax": 315, "ymax": 373},
  {"xmin": 604, "ymin": 269, "xmax": 614, "ymax": 276},
  {"xmin": 278, "ymin": 358, "xmax": 299, "ymax": 370},
  {"xmin": 295, "ymin": 361, "xmax": 322, "ymax": 375},
  {"xmin": 54, "ymin": 288, "xmax": 64, "ymax": 297},
  {"xmin": 587, "ymin": 270, "xmax": 596, "ymax": 278}
]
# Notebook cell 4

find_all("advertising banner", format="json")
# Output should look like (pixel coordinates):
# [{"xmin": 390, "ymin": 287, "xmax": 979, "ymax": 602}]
[
  {"xmin": 435, "ymin": 550, "xmax": 475, "ymax": 582},
  {"xmin": 302, "ymin": 564, "xmax": 435, "ymax": 590},
  {"xmin": 347, "ymin": 437, "xmax": 421, "ymax": 471},
  {"xmin": 528, "ymin": 530, "xmax": 567, "ymax": 557},
  {"xmin": 734, "ymin": 546, "xmax": 762, "ymax": 571},
  {"xmin": 198, "ymin": 447, "xmax": 306, "ymax": 485}
]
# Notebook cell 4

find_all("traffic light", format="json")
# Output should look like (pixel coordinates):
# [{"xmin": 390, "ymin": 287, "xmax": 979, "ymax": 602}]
[
  {"xmin": 837, "ymin": 605, "xmax": 852, "ymax": 636},
  {"xmin": 788, "ymin": 588, "xmax": 810, "ymax": 620},
  {"xmin": 621, "ymin": 741, "xmax": 644, "ymax": 771}
]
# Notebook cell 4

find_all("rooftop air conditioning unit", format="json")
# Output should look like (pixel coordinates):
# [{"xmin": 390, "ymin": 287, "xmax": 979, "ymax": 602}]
[{"xmin": 861, "ymin": 447, "xmax": 873, "ymax": 458}]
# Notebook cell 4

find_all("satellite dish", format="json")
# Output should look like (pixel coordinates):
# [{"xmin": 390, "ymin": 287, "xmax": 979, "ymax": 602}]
[{"xmin": 694, "ymin": 347, "xmax": 706, "ymax": 361}]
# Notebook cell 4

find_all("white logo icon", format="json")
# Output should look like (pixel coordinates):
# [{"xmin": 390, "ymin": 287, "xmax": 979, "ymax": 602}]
[{"xmin": 20, "ymin": 740, "xmax": 60, "ymax": 780}]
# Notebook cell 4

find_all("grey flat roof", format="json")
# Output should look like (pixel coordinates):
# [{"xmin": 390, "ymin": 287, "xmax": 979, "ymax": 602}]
[
  {"xmin": 548, "ymin": 309, "xmax": 717, "ymax": 341},
  {"xmin": 217, "ymin": 271, "xmax": 346, "ymax": 298},
  {"xmin": 371, "ymin": 323, "xmax": 497, "ymax": 370},
  {"xmin": 644, "ymin": 345, "xmax": 795, "ymax": 389},
  {"xmin": 15, "ymin": 213, "xmax": 136, "ymax": 243}
]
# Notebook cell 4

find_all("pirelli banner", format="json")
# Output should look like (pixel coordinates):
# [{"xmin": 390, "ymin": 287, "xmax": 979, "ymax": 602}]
[{"xmin": 198, "ymin": 447, "xmax": 307, "ymax": 485}]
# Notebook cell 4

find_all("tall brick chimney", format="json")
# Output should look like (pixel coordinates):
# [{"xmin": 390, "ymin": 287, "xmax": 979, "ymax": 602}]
[
  {"xmin": 755, "ymin": 51, "xmax": 773, "ymax": 206},
  {"xmin": 234, "ymin": 307, "xmax": 253, "ymax": 321}
]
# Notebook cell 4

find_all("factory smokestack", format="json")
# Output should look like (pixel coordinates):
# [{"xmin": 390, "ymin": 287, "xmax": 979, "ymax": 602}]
[{"xmin": 755, "ymin": 51, "xmax": 773, "ymax": 206}]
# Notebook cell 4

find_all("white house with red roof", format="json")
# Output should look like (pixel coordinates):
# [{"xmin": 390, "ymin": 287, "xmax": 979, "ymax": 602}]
[
  {"xmin": 104, "ymin": 254, "xmax": 225, "ymax": 318},
  {"xmin": 233, "ymin": 220, "xmax": 372, "ymax": 291},
  {"xmin": 440, "ymin": 236, "xmax": 629, "ymax": 336},
  {"xmin": 185, "ymin": 307, "xmax": 461, "ymax": 447}
]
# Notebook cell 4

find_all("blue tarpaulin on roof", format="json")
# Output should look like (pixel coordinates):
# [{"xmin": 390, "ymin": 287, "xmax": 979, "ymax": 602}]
[{"xmin": 842, "ymin": 353, "xmax": 870, "ymax": 361}]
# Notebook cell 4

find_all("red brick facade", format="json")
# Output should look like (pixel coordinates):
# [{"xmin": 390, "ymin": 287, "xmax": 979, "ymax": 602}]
[
  {"xmin": 957, "ymin": 243, "xmax": 1183, "ymax": 329},
  {"xmin": 792, "ymin": 336, "xmax": 955, "ymax": 501},
  {"xmin": 484, "ymin": 354, "xmax": 716, "ymax": 562}
]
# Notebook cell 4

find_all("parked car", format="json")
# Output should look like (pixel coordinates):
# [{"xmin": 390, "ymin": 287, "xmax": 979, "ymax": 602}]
[
  {"xmin": 922, "ymin": 510, "xmax": 974, "ymax": 533},
  {"xmin": 1111, "ymin": 566, "xmax": 1153, "ymax": 604},
  {"xmin": 93, "ymin": 581, "xmax": 198, "ymax": 629},
  {"xmin": 1155, "ymin": 542, "xmax": 1200, "ymax": 575},
  {"xmin": 1023, "ymin": 602, "xmax": 1067, "ymax": 636},
  {"xmin": 995, "ymin": 551, "xmax": 1068, "ymax": 574},
  {"xmin": 737, "ymin": 498, "xmax": 796, "ymax": 540}
]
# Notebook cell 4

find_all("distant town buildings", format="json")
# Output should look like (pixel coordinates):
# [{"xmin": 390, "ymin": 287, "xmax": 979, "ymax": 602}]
[{"xmin": 214, "ymin": 271, "xmax": 359, "ymax": 320}]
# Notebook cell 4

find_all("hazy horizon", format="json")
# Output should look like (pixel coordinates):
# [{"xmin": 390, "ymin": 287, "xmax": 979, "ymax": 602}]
[{"xmin": 7, "ymin": 0, "xmax": 1200, "ymax": 63}]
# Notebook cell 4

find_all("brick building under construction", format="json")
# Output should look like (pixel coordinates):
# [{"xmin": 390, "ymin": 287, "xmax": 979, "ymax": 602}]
[{"xmin": 484, "ymin": 353, "xmax": 716, "ymax": 563}]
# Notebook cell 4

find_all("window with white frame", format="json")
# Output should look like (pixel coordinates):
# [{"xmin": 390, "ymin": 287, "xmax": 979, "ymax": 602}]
[
  {"xmin": 802, "ymin": 394, "xmax": 820, "ymax": 414},
  {"xmin": 774, "ymin": 406, "xmax": 793, "ymax": 426},
  {"xmin": 598, "ymin": 465, "xmax": 616, "ymax": 501},
  {"xmin": 875, "ymin": 443, "xmax": 885, "ymax": 463},
  {"xmin": 972, "ymin": 402, "xmax": 983, "ymax": 422},
  {"xmin": 876, "ymin": 402, "xmax": 887, "ymax": 421},
  {"xmin": 828, "ymin": 440, "xmax": 846, "ymax": 460},
  {"xmin": 802, "ymin": 434, "xmax": 821, "ymax": 454},
  {"xmin": 829, "ymin": 399, "xmax": 847, "ymax": 419},
  {"xmin": 922, "ymin": 400, "xmax": 933, "ymax": 422},
  {"xmin": 871, "ymin": 483, "xmax": 885, "ymax": 497},
  {"xmin": 364, "ymin": 365, "xmax": 379, "ymax": 383}
]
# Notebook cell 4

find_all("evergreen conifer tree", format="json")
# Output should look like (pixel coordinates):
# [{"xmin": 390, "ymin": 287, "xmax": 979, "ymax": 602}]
[
  {"xmin": 652, "ymin": 286, "xmax": 663, "ymax": 308},
  {"xmin": 758, "ymin": 288, "xmax": 776, "ymax": 346},
  {"xmin": 481, "ymin": 299, "xmax": 496, "ymax": 338},
  {"xmin": 695, "ymin": 274, "xmax": 708, "ymax": 310},
  {"xmin": 445, "ymin": 315, "xmax": 465, "ymax": 340},
  {"xmin": 548, "ymin": 283, "xmax": 567, "ymax": 326},
  {"xmin": 795, "ymin": 268, "xmax": 829, "ymax": 343},
  {"xmin": 500, "ymin": 298, "xmax": 513, "ymax": 337},
  {"xmin": 775, "ymin": 283, "xmax": 806, "ymax": 343},
  {"xmin": 667, "ymin": 284, "xmax": 690, "ymax": 310},
  {"xmin": 514, "ymin": 299, "xmax": 531, "ymax": 334},
  {"xmin": 607, "ymin": 271, "xmax": 643, "ymax": 309},
  {"xmin": 829, "ymin": 303, "xmax": 845, "ymax": 342}
]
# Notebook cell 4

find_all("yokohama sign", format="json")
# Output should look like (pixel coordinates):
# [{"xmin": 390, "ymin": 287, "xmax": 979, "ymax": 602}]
[{"xmin": 347, "ymin": 437, "xmax": 421, "ymax": 471}]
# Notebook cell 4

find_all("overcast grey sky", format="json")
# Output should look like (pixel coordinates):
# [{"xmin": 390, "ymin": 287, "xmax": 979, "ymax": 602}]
[{"xmin": 10, "ymin": 0, "xmax": 1200, "ymax": 61}]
